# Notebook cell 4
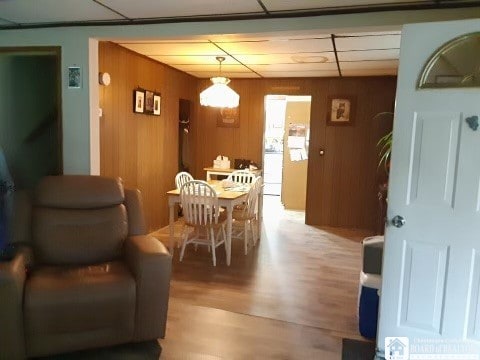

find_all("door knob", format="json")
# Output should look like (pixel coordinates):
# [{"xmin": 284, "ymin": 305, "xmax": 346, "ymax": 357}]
[{"xmin": 391, "ymin": 215, "xmax": 405, "ymax": 228}]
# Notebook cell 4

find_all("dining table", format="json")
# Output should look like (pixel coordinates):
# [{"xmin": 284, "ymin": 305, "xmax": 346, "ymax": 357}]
[{"xmin": 166, "ymin": 180, "xmax": 250, "ymax": 266}]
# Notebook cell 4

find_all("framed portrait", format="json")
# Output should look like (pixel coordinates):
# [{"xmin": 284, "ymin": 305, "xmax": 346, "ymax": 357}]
[
  {"xmin": 327, "ymin": 96, "xmax": 356, "ymax": 126},
  {"xmin": 144, "ymin": 90, "xmax": 154, "ymax": 114},
  {"xmin": 217, "ymin": 107, "xmax": 240, "ymax": 128},
  {"xmin": 153, "ymin": 94, "xmax": 161, "ymax": 116},
  {"xmin": 68, "ymin": 66, "xmax": 81, "ymax": 89},
  {"xmin": 133, "ymin": 90, "xmax": 145, "ymax": 113}
]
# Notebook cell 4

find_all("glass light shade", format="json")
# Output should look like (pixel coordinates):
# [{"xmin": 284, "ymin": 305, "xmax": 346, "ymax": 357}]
[{"xmin": 200, "ymin": 77, "xmax": 239, "ymax": 108}]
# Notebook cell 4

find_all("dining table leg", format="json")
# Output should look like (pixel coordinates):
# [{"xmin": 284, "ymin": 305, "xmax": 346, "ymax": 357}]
[
  {"xmin": 225, "ymin": 203, "xmax": 233, "ymax": 266},
  {"xmin": 168, "ymin": 200, "xmax": 175, "ymax": 255}
]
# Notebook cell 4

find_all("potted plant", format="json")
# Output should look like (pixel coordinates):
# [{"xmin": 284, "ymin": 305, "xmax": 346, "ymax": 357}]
[{"xmin": 374, "ymin": 112, "xmax": 394, "ymax": 172}]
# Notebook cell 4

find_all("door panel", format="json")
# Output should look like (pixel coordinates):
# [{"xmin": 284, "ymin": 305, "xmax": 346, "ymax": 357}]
[
  {"xmin": 407, "ymin": 112, "xmax": 461, "ymax": 208},
  {"xmin": 466, "ymin": 250, "xmax": 480, "ymax": 341},
  {"xmin": 399, "ymin": 241, "xmax": 448, "ymax": 334},
  {"xmin": 377, "ymin": 18, "xmax": 480, "ymax": 357}
]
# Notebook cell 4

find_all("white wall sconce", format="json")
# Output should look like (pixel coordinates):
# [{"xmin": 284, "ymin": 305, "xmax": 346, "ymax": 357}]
[{"xmin": 99, "ymin": 72, "xmax": 111, "ymax": 86}]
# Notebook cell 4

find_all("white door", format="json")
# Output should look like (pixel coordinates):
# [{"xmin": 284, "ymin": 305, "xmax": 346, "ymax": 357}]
[
  {"xmin": 378, "ymin": 19, "xmax": 480, "ymax": 358},
  {"xmin": 282, "ymin": 97, "xmax": 311, "ymax": 210}
]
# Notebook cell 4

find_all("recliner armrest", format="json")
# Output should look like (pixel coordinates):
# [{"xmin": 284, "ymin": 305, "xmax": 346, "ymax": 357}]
[
  {"xmin": 0, "ymin": 246, "xmax": 32, "ymax": 360},
  {"xmin": 124, "ymin": 235, "xmax": 172, "ymax": 341}
]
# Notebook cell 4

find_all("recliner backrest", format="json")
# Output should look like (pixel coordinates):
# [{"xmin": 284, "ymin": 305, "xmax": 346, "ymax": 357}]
[{"xmin": 32, "ymin": 176, "xmax": 128, "ymax": 265}]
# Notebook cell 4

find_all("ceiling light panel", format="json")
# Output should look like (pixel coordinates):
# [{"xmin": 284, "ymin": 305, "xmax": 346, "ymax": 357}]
[
  {"xmin": 337, "ymin": 49, "xmax": 400, "ymax": 61},
  {"xmin": 339, "ymin": 60, "xmax": 399, "ymax": 70},
  {"xmin": 335, "ymin": 34, "xmax": 401, "ymax": 51},
  {"xmin": 119, "ymin": 42, "xmax": 223, "ymax": 56},
  {"xmin": 98, "ymin": 0, "xmax": 263, "ymax": 18},
  {"xmin": 218, "ymin": 38, "xmax": 334, "ymax": 55},
  {"xmin": 261, "ymin": 0, "xmax": 431, "ymax": 12},
  {"xmin": 257, "ymin": 70, "xmax": 340, "ymax": 78},
  {"xmin": 0, "ymin": 0, "xmax": 123, "ymax": 23},
  {"xmin": 233, "ymin": 52, "xmax": 336, "ymax": 65}
]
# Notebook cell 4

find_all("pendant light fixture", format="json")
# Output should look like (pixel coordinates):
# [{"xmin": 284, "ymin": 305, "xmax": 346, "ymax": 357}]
[{"xmin": 200, "ymin": 56, "xmax": 239, "ymax": 108}]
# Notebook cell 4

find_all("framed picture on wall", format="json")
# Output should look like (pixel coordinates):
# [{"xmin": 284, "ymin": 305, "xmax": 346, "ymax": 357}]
[
  {"xmin": 327, "ymin": 95, "xmax": 355, "ymax": 126},
  {"xmin": 153, "ymin": 94, "xmax": 161, "ymax": 116},
  {"xmin": 68, "ymin": 66, "xmax": 81, "ymax": 89},
  {"xmin": 144, "ymin": 90, "xmax": 154, "ymax": 114},
  {"xmin": 217, "ymin": 107, "xmax": 240, "ymax": 128},
  {"xmin": 133, "ymin": 90, "xmax": 145, "ymax": 113}
]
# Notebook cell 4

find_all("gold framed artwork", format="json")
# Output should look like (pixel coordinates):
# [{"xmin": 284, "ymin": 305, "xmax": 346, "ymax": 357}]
[
  {"xmin": 217, "ymin": 107, "xmax": 240, "ymax": 128},
  {"xmin": 327, "ymin": 95, "xmax": 355, "ymax": 126}
]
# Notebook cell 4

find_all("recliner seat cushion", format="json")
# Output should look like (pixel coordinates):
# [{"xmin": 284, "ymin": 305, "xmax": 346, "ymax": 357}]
[
  {"xmin": 24, "ymin": 261, "xmax": 136, "ymax": 357},
  {"xmin": 33, "ymin": 205, "xmax": 128, "ymax": 265}
]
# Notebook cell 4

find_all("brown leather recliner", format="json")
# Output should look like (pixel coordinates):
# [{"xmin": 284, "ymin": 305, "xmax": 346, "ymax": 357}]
[{"xmin": 0, "ymin": 176, "xmax": 172, "ymax": 359}]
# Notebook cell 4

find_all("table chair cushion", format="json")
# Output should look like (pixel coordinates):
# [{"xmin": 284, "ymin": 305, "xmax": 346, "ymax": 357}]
[{"xmin": 24, "ymin": 261, "xmax": 135, "ymax": 357}]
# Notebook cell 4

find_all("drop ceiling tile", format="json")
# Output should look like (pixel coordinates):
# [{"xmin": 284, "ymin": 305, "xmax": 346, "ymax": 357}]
[
  {"xmin": 148, "ymin": 55, "xmax": 240, "ymax": 65},
  {"xmin": 192, "ymin": 71, "xmax": 260, "ymax": 79},
  {"xmin": 218, "ymin": 38, "xmax": 333, "ymax": 55},
  {"xmin": 0, "ymin": 0, "xmax": 123, "ymax": 24},
  {"xmin": 342, "ymin": 69, "xmax": 398, "ymax": 76},
  {"xmin": 258, "ymin": 70, "xmax": 340, "ymax": 78},
  {"xmin": 210, "ymin": 33, "xmax": 330, "ymax": 42},
  {"xmin": 339, "ymin": 60, "xmax": 399, "ymax": 70},
  {"xmin": 119, "ymin": 42, "xmax": 223, "ymax": 56},
  {"xmin": 337, "ymin": 49, "xmax": 399, "ymax": 62},
  {"xmin": 172, "ymin": 64, "xmax": 250, "ymax": 73},
  {"xmin": 262, "ymin": 0, "xmax": 430, "ymax": 12},
  {"xmin": 335, "ymin": 34, "xmax": 401, "ymax": 51},
  {"xmin": 98, "ymin": 0, "xmax": 263, "ymax": 19},
  {"xmin": 233, "ymin": 52, "xmax": 335, "ymax": 65},
  {"xmin": 338, "ymin": 30, "xmax": 401, "ymax": 36},
  {"xmin": 250, "ymin": 63, "xmax": 338, "ymax": 72}
]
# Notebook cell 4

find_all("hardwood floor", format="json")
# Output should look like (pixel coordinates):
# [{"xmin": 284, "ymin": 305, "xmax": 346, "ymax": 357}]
[{"xmin": 151, "ymin": 196, "xmax": 375, "ymax": 359}]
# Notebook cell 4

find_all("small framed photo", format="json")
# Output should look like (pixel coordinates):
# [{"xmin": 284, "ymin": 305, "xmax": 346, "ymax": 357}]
[
  {"xmin": 133, "ymin": 90, "xmax": 145, "ymax": 113},
  {"xmin": 153, "ymin": 94, "xmax": 161, "ymax": 116},
  {"xmin": 327, "ymin": 96, "xmax": 355, "ymax": 126},
  {"xmin": 217, "ymin": 107, "xmax": 240, "ymax": 128},
  {"xmin": 144, "ymin": 90, "xmax": 154, "ymax": 114},
  {"xmin": 68, "ymin": 66, "xmax": 81, "ymax": 89}
]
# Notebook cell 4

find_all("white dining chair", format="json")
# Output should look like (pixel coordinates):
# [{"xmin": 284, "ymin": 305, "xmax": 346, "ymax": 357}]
[
  {"xmin": 175, "ymin": 171, "xmax": 194, "ymax": 189},
  {"xmin": 227, "ymin": 170, "xmax": 257, "ymax": 184},
  {"xmin": 179, "ymin": 180, "xmax": 227, "ymax": 266},
  {"xmin": 232, "ymin": 176, "xmax": 262, "ymax": 255}
]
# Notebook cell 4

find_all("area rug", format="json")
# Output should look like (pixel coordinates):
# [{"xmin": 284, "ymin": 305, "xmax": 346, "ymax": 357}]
[
  {"xmin": 342, "ymin": 338, "xmax": 376, "ymax": 360},
  {"xmin": 35, "ymin": 340, "xmax": 161, "ymax": 360}
]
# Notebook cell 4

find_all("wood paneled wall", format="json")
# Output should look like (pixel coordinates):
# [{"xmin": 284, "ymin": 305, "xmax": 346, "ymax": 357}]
[
  {"xmin": 194, "ymin": 77, "xmax": 396, "ymax": 232},
  {"xmin": 99, "ymin": 42, "xmax": 395, "ymax": 233},
  {"xmin": 99, "ymin": 42, "xmax": 197, "ymax": 231}
]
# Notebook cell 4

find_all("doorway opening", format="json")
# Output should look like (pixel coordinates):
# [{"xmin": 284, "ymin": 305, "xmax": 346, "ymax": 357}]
[
  {"xmin": 0, "ymin": 47, "xmax": 62, "ymax": 190},
  {"xmin": 263, "ymin": 95, "xmax": 311, "ymax": 212},
  {"xmin": 263, "ymin": 95, "xmax": 286, "ymax": 196}
]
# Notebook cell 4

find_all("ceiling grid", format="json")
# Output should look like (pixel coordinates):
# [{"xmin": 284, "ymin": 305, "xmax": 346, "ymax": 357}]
[{"xmin": 0, "ymin": 1, "xmax": 477, "ymax": 78}]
